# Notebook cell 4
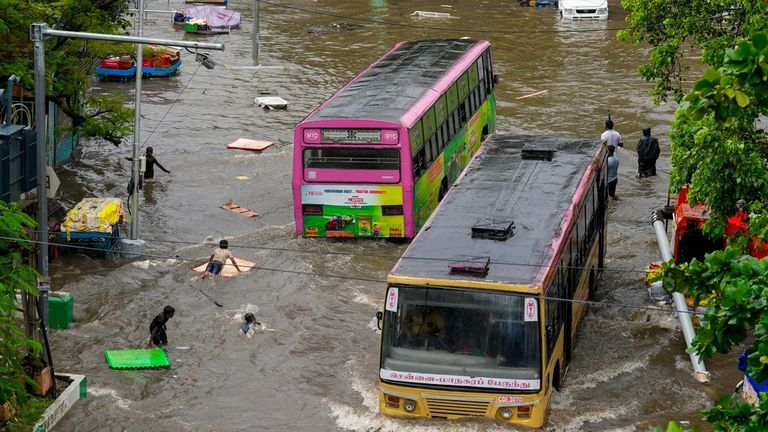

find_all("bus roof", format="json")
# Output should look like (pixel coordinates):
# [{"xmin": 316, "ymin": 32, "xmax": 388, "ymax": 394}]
[
  {"xmin": 304, "ymin": 39, "xmax": 486, "ymax": 126},
  {"xmin": 390, "ymin": 134, "xmax": 601, "ymax": 287}
]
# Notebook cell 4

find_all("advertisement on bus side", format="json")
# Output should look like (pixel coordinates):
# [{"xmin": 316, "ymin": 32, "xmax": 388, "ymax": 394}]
[
  {"xmin": 412, "ymin": 100, "xmax": 492, "ymax": 231},
  {"xmin": 301, "ymin": 185, "xmax": 404, "ymax": 238}
]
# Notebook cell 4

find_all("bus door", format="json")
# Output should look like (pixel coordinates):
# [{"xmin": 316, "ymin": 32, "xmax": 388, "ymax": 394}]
[{"xmin": 564, "ymin": 248, "xmax": 576, "ymax": 364}]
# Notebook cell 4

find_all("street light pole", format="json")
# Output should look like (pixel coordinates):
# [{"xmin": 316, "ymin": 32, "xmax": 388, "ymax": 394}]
[
  {"xmin": 30, "ymin": 23, "xmax": 49, "ymax": 328},
  {"xmin": 130, "ymin": 0, "xmax": 144, "ymax": 240}
]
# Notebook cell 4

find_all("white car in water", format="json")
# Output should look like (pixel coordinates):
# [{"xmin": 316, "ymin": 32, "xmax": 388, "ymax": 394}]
[{"xmin": 559, "ymin": 0, "xmax": 608, "ymax": 20}]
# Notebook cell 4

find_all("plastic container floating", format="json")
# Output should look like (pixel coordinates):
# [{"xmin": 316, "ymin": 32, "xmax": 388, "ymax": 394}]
[{"xmin": 411, "ymin": 10, "xmax": 453, "ymax": 18}]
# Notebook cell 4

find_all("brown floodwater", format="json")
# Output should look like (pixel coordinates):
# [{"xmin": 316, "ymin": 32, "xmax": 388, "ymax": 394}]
[{"xmin": 48, "ymin": 0, "xmax": 739, "ymax": 430}]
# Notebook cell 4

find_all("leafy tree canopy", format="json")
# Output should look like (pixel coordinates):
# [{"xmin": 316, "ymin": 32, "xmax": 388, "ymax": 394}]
[
  {"xmin": 619, "ymin": 0, "xmax": 768, "ymax": 104},
  {"xmin": 0, "ymin": 201, "xmax": 40, "ymax": 406},
  {"xmin": 0, "ymin": 0, "xmax": 135, "ymax": 145}
]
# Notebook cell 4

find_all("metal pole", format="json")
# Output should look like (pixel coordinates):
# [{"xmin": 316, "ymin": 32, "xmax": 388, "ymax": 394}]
[
  {"xmin": 40, "ymin": 29, "xmax": 225, "ymax": 51},
  {"xmin": 252, "ymin": 0, "xmax": 260, "ymax": 64},
  {"xmin": 31, "ymin": 23, "xmax": 49, "ymax": 285},
  {"xmin": 651, "ymin": 211, "xmax": 710, "ymax": 382},
  {"xmin": 130, "ymin": 0, "xmax": 144, "ymax": 240}
]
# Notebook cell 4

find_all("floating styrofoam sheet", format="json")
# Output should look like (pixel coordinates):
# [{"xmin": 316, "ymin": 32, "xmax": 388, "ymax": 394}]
[
  {"xmin": 254, "ymin": 96, "xmax": 288, "ymax": 110},
  {"xmin": 226, "ymin": 138, "xmax": 274, "ymax": 152}
]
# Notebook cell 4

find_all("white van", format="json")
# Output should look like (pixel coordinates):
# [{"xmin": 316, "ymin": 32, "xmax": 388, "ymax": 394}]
[{"xmin": 559, "ymin": 0, "xmax": 608, "ymax": 20}]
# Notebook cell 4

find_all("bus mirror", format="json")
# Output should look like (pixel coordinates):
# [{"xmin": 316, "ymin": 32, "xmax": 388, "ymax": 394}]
[
  {"xmin": 376, "ymin": 311, "xmax": 383, "ymax": 330},
  {"xmin": 493, "ymin": 74, "xmax": 500, "ymax": 84}
]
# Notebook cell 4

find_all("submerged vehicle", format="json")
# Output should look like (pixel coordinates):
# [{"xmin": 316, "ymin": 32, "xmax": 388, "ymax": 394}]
[{"xmin": 559, "ymin": 0, "xmax": 608, "ymax": 20}]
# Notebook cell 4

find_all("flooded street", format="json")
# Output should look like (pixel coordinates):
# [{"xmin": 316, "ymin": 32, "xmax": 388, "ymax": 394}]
[{"xmin": 49, "ymin": 0, "xmax": 739, "ymax": 430}]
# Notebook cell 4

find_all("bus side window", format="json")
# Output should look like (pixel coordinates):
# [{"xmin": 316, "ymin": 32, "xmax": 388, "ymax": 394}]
[
  {"xmin": 460, "ymin": 99, "xmax": 468, "ymax": 123},
  {"xmin": 439, "ymin": 122, "xmax": 448, "ymax": 150},
  {"xmin": 429, "ymin": 135, "xmax": 439, "ymax": 162},
  {"xmin": 479, "ymin": 77, "xmax": 486, "ymax": 102},
  {"xmin": 454, "ymin": 111, "xmax": 461, "ymax": 133}
]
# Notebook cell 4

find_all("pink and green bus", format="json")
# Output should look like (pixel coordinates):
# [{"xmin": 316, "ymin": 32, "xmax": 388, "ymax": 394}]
[{"xmin": 293, "ymin": 39, "xmax": 497, "ymax": 238}]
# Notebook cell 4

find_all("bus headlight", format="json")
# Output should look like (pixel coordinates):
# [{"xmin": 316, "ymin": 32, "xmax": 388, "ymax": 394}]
[
  {"xmin": 403, "ymin": 399, "xmax": 417, "ymax": 412},
  {"xmin": 499, "ymin": 407, "xmax": 513, "ymax": 419}
]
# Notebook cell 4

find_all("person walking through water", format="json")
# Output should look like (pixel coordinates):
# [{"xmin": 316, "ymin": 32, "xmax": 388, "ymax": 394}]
[
  {"xmin": 199, "ymin": 239, "xmax": 242, "ymax": 280},
  {"xmin": 601, "ymin": 117, "xmax": 624, "ymax": 149},
  {"xmin": 148, "ymin": 305, "xmax": 175, "ymax": 347},
  {"xmin": 607, "ymin": 146, "xmax": 620, "ymax": 200},
  {"xmin": 636, "ymin": 127, "xmax": 660, "ymax": 177},
  {"xmin": 127, "ymin": 146, "xmax": 171, "ymax": 180}
]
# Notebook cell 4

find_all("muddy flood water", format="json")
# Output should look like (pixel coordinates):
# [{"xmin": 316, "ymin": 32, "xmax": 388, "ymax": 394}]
[{"xmin": 48, "ymin": 0, "xmax": 740, "ymax": 430}]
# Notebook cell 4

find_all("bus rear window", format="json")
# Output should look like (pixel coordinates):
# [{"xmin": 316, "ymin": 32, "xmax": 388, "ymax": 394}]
[{"xmin": 303, "ymin": 148, "xmax": 400, "ymax": 170}]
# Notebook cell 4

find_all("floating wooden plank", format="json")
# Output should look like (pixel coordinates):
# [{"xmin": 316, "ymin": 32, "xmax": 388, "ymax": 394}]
[
  {"xmin": 221, "ymin": 201, "xmax": 260, "ymax": 218},
  {"xmin": 227, "ymin": 138, "xmax": 274, "ymax": 152},
  {"xmin": 516, "ymin": 89, "xmax": 549, "ymax": 100}
]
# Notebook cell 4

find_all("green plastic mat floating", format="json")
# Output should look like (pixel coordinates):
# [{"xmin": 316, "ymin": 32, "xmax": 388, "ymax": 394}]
[{"xmin": 104, "ymin": 348, "xmax": 171, "ymax": 369}]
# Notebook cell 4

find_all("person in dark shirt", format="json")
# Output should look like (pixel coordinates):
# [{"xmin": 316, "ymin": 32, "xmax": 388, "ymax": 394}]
[
  {"xmin": 636, "ymin": 128, "xmax": 660, "ymax": 178},
  {"xmin": 148, "ymin": 305, "xmax": 175, "ymax": 347},
  {"xmin": 127, "ymin": 146, "xmax": 171, "ymax": 180}
]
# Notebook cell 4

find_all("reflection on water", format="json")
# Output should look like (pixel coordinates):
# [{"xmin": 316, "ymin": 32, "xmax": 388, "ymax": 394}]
[{"xmin": 50, "ymin": 1, "xmax": 736, "ymax": 431}]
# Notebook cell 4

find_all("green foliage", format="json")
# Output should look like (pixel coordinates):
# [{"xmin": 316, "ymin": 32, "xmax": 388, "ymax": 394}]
[
  {"xmin": 619, "ymin": 0, "xmax": 768, "ymax": 103},
  {"xmin": 702, "ymin": 394, "xmax": 768, "ymax": 431},
  {"xmin": 0, "ymin": 201, "xmax": 40, "ymax": 407},
  {"xmin": 652, "ymin": 421, "xmax": 699, "ymax": 432},
  {"xmin": 666, "ymin": 31, "xmax": 768, "ymax": 235},
  {"xmin": 4, "ymin": 396, "xmax": 52, "ymax": 432},
  {"xmin": 662, "ymin": 248, "xmax": 768, "ymax": 429},
  {"xmin": 0, "ymin": 0, "xmax": 135, "ymax": 145}
]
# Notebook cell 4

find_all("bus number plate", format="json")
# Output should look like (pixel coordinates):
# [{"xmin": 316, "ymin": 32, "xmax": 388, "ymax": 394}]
[{"xmin": 322, "ymin": 129, "xmax": 380, "ymax": 144}]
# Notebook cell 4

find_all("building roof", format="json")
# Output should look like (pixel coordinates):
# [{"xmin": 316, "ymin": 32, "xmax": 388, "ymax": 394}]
[
  {"xmin": 305, "ymin": 39, "xmax": 481, "ymax": 124},
  {"xmin": 390, "ymin": 134, "xmax": 600, "ymax": 286}
]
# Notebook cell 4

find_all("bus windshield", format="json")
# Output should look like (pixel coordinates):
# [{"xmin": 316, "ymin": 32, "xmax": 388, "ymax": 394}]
[
  {"xmin": 303, "ymin": 148, "xmax": 400, "ymax": 170},
  {"xmin": 380, "ymin": 286, "xmax": 541, "ymax": 391}
]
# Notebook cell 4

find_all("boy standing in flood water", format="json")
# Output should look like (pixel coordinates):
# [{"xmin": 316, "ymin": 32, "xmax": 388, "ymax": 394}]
[
  {"xmin": 149, "ymin": 305, "xmax": 175, "ymax": 347},
  {"xmin": 607, "ymin": 146, "xmax": 619, "ymax": 200}
]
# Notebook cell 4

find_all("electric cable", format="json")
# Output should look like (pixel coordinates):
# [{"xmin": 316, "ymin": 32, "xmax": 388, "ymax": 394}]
[
  {"xmin": 0, "ymin": 234, "xmax": 708, "ymax": 317},
  {"xmin": 17, "ymin": 228, "xmax": 656, "ymax": 274}
]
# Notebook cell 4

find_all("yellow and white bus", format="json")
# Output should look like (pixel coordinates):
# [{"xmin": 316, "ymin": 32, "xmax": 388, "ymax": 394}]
[{"xmin": 377, "ymin": 134, "xmax": 608, "ymax": 427}]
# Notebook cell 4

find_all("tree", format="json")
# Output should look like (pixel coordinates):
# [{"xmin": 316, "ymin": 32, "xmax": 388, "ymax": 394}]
[
  {"xmin": 622, "ymin": 1, "xmax": 768, "ymax": 430},
  {"xmin": 0, "ymin": 201, "xmax": 40, "ymax": 409},
  {"xmin": 618, "ymin": 0, "xmax": 768, "ymax": 104},
  {"xmin": 0, "ymin": 0, "xmax": 134, "ymax": 145}
]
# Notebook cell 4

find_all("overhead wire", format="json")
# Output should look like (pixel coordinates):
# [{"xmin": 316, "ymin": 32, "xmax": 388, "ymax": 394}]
[
  {"xmin": 1, "ymin": 234, "xmax": 704, "ymax": 317},
  {"xmin": 16, "ymin": 228, "xmax": 653, "ymax": 274}
]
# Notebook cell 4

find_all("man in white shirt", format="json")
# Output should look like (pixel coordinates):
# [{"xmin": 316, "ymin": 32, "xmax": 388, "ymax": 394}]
[{"xmin": 601, "ymin": 119, "xmax": 624, "ymax": 149}]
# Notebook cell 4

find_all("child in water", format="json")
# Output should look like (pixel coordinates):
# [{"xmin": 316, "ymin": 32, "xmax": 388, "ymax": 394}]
[
  {"xmin": 199, "ymin": 239, "xmax": 241, "ymax": 280},
  {"xmin": 240, "ymin": 312, "xmax": 261, "ymax": 337}
]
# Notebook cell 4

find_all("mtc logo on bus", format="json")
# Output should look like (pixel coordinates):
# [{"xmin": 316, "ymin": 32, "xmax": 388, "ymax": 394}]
[
  {"xmin": 303, "ymin": 129, "xmax": 321, "ymax": 143},
  {"xmin": 381, "ymin": 130, "xmax": 399, "ymax": 144},
  {"xmin": 524, "ymin": 298, "xmax": 538, "ymax": 322}
]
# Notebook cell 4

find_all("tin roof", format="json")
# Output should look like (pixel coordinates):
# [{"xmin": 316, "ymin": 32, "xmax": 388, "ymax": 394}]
[
  {"xmin": 305, "ymin": 39, "xmax": 481, "ymax": 124},
  {"xmin": 391, "ymin": 134, "xmax": 601, "ymax": 286}
]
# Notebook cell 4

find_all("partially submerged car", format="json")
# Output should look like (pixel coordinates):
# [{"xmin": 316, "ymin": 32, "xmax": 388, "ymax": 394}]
[{"xmin": 559, "ymin": 0, "xmax": 608, "ymax": 20}]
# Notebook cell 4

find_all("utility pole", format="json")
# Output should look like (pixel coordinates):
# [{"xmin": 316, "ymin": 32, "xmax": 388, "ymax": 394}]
[
  {"xmin": 252, "ymin": 0, "xmax": 260, "ymax": 64},
  {"xmin": 130, "ymin": 0, "xmax": 144, "ymax": 242},
  {"xmin": 30, "ymin": 24, "xmax": 50, "ymax": 331}
]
